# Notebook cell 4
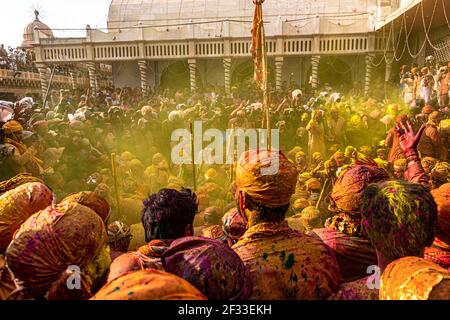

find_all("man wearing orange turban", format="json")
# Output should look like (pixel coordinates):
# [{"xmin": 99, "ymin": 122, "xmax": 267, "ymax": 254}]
[
  {"xmin": 232, "ymin": 149, "xmax": 341, "ymax": 300},
  {"xmin": 380, "ymin": 257, "xmax": 450, "ymax": 300},
  {"xmin": 92, "ymin": 269, "xmax": 206, "ymax": 300},
  {"xmin": 425, "ymin": 183, "xmax": 450, "ymax": 270},
  {"xmin": 2, "ymin": 120, "xmax": 23, "ymax": 134},
  {"xmin": 418, "ymin": 111, "xmax": 447, "ymax": 161},
  {"xmin": 1, "ymin": 120, "xmax": 43, "ymax": 180}
]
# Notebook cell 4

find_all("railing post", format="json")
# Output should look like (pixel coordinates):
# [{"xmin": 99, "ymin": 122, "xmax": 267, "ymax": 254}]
[
  {"xmin": 86, "ymin": 25, "xmax": 95, "ymax": 62},
  {"xmin": 139, "ymin": 26, "xmax": 146, "ymax": 60}
]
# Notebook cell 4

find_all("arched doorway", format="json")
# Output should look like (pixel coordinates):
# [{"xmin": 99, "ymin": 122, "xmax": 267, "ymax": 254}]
[
  {"xmin": 160, "ymin": 61, "xmax": 190, "ymax": 90},
  {"xmin": 317, "ymin": 56, "xmax": 353, "ymax": 90},
  {"xmin": 231, "ymin": 59, "xmax": 275, "ymax": 88}
]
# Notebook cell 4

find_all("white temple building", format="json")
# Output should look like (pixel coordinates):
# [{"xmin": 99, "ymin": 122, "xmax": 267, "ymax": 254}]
[{"xmin": 29, "ymin": 0, "xmax": 448, "ymax": 96}]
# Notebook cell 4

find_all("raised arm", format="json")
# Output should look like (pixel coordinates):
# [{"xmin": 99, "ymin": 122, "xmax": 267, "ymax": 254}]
[{"xmin": 396, "ymin": 121, "xmax": 431, "ymax": 189}]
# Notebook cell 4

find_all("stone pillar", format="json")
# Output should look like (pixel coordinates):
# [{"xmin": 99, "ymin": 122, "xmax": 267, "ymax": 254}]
[
  {"xmin": 138, "ymin": 60, "xmax": 149, "ymax": 97},
  {"xmin": 223, "ymin": 57, "xmax": 232, "ymax": 94},
  {"xmin": 310, "ymin": 55, "xmax": 320, "ymax": 94},
  {"xmin": 188, "ymin": 59, "xmax": 197, "ymax": 92},
  {"xmin": 275, "ymin": 57, "xmax": 284, "ymax": 92},
  {"xmin": 69, "ymin": 70, "xmax": 77, "ymax": 91},
  {"xmin": 365, "ymin": 53, "xmax": 375, "ymax": 96},
  {"xmin": 87, "ymin": 62, "xmax": 97, "ymax": 96},
  {"xmin": 385, "ymin": 53, "xmax": 393, "ymax": 83},
  {"xmin": 37, "ymin": 63, "xmax": 49, "ymax": 101},
  {"xmin": 95, "ymin": 74, "xmax": 99, "ymax": 92}
]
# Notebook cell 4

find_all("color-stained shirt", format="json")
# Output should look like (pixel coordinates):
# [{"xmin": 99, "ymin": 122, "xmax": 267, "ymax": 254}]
[
  {"xmin": 232, "ymin": 221, "xmax": 341, "ymax": 300},
  {"xmin": 418, "ymin": 124, "xmax": 447, "ymax": 161},
  {"xmin": 311, "ymin": 228, "xmax": 378, "ymax": 283},
  {"xmin": 439, "ymin": 73, "xmax": 449, "ymax": 96},
  {"xmin": 385, "ymin": 127, "xmax": 405, "ymax": 165}
]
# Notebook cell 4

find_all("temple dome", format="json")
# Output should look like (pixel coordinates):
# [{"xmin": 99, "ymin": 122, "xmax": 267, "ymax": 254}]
[
  {"xmin": 107, "ymin": 0, "xmax": 379, "ymax": 29},
  {"xmin": 23, "ymin": 10, "xmax": 54, "ymax": 48}
]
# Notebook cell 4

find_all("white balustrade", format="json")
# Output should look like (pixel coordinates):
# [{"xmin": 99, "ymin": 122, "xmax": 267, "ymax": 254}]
[{"xmin": 35, "ymin": 33, "xmax": 387, "ymax": 64}]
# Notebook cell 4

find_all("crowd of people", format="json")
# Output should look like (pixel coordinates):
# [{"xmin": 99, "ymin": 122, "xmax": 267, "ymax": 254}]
[
  {"xmin": 0, "ymin": 45, "xmax": 73, "ymax": 77},
  {"xmin": 0, "ymin": 45, "xmax": 36, "ymax": 73},
  {"xmin": 400, "ymin": 56, "xmax": 450, "ymax": 111},
  {"xmin": 0, "ymin": 58, "xmax": 450, "ymax": 300}
]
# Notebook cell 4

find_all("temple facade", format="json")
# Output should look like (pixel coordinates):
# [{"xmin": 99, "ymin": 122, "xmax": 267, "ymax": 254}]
[{"xmin": 28, "ymin": 0, "xmax": 448, "ymax": 96}]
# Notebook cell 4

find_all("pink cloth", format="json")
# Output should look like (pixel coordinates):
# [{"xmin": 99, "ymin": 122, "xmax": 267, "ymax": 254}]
[{"xmin": 311, "ymin": 228, "xmax": 378, "ymax": 282}]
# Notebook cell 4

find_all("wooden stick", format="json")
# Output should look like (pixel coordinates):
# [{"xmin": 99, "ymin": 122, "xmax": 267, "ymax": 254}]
[
  {"xmin": 227, "ymin": 124, "xmax": 235, "ymax": 183},
  {"xmin": 85, "ymin": 88, "xmax": 90, "ymax": 106},
  {"xmin": 111, "ymin": 153, "xmax": 122, "ymax": 218},
  {"xmin": 260, "ymin": 2, "xmax": 271, "ymax": 151},
  {"xmin": 42, "ymin": 65, "xmax": 56, "ymax": 109},
  {"xmin": 316, "ymin": 178, "xmax": 330, "ymax": 210},
  {"xmin": 189, "ymin": 123, "xmax": 197, "ymax": 192},
  {"xmin": 265, "ymin": 90, "xmax": 271, "ymax": 152}
]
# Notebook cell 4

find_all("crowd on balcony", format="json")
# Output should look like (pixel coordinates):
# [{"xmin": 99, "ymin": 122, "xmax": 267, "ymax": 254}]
[
  {"xmin": 0, "ymin": 45, "xmax": 36, "ymax": 73},
  {"xmin": 0, "ymin": 45, "xmax": 75, "ymax": 77}
]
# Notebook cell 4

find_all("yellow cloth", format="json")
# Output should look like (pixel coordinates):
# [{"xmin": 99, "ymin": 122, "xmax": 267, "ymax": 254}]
[
  {"xmin": 92, "ymin": 269, "xmax": 207, "ymax": 300},
  {"xmin": 4, "ymin": 138, "xmax": 44, "ymax": 166},
  {"xmin": 0, "ymin": 182, "xmax": 53, "ymax": 251},
  {"xmin": 236, "ymin": 149, "xmax": 298, "ymax": 208},
  {"xmin": 380, "ymin": 257, "xmax": 450, "ymax": 300},
  {"xmin": 2, "ymin": 121, "xmax": 23, "ymax": 134}
]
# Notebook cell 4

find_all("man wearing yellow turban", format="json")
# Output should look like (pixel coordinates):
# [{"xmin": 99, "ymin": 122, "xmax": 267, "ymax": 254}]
[
  {"xmin": 232, "ymin": 149, "xmax": 341, "ymax": 300},
  {"xmin": 2, "ymin": 120, "xmax": 23, "ymax": 134},
  {"xmin": 1, "ymin": 120, "xmax": 43, "ymax": 180}
]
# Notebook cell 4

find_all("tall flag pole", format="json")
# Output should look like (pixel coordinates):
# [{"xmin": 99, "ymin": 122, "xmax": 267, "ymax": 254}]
[
  {"xmin": 251, "ymin": 0, "xmax": 271, "ymax": 151},
  {"xmin": 189, "ymin": 122, "xmax": 197, "ymax": 192}
]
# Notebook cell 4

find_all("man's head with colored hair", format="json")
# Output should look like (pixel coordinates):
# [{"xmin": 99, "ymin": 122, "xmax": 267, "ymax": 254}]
[
  {"xmin": 361, "ymin": 181, "xmax": 437, "ymax": 262},
  {"xmin": 142, "ymin": 188, "xmax": 198, "ymax": 242}
]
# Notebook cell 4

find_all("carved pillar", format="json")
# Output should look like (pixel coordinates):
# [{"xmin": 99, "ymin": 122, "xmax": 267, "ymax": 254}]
[
  {"xmin": 86, "ymin": 62, "xmax": 97, "ymax": 96},
  {"xmin": 310, "ymin": 55, "xmax": 320, "ymax": 94},
  {"xmin": 275, "ymin": 56, "xmax": 284, "ymax": 92},
  {"xmin": 138, "ymin": 60, "xmax": 149, "ymax": 96},
  {"xmin": 223, "ymin": 57, "xmax": 232, "ymax": 94},
  {"xmin": 365, "ymin": 52, "xmax": 376, "ymax": 96},
  {"xmin": 385, "ymin": 53, "xmax": 393, "ymax": 83},
  {"xmin": 69, "ymin": 70, "xmax": 77, "ymax": 91},
  {"xmin": 37, "ymin": 63, "xmax": 49, "ymax": 100}
]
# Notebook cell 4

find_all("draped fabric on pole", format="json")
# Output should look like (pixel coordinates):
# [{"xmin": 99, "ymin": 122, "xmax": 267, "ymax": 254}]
[{"xmin": 251, "ymin": 0, "xmax": 267, "ymax": 92}]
